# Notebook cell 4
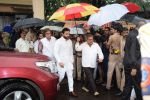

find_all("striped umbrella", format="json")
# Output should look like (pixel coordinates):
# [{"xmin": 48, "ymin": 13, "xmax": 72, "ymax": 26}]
[{"xmin": 49, "ymin": 3, "xmax": 99, "ymax": 21}]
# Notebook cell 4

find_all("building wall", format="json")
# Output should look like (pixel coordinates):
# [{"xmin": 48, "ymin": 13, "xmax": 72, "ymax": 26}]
[
  {"xmin": 0, "ymin": 0, "xmax": 32, "ymax": 5},
  {"xmin": 0, "ymin": 4, "xmax": 32, "ymax": 14},
  {"xmin": 32, "ymin": 0, "xmax": 44, "ymax": 19}
]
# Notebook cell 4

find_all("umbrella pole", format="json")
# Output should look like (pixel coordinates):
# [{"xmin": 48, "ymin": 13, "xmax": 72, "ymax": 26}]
[
  {"xmin": 74, "ymin": 20, "xmax": 79, "ymax": 35},
  {"xmin": 73, "ymin": 14, "xmax": 78, "ymax": 35}
]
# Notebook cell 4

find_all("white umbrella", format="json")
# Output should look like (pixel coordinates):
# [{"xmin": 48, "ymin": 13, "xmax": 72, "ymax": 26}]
[
  {"xmin": 69, "ymin": 27, "xmax": 85, "ymax": 34},
  {"xmin": 88, "ymin": 4, "xmax": 129, "ymax": 26},
  {"xmin": 40, "ymin": 26, "xmax": 63, "ymax": 32}
]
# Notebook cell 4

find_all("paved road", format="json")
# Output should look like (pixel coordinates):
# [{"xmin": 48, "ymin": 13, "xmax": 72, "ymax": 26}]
[{"xmin": 56, "ymin": 81, "xmax": 121, "ymax": 100}]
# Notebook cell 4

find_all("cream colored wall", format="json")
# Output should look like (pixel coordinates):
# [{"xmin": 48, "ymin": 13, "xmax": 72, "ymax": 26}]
[{"xmin": 32, "ymin": 0, "xmax": 44, "ymax": 19}]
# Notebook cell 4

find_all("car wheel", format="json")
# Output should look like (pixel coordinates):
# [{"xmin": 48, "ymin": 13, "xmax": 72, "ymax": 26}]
[{"xmin": 0, "ymin": 82, "xmax": 40, "ymax": 100}]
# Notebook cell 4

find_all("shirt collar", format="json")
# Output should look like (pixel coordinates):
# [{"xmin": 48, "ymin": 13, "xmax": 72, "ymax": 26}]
[
  {"xmin": 20, "ymin": 38, "xmax": 26, "ymax": 41},
  {"xmin": 61, "ymin": 37, "xmax": 70, "ymax": 41},
  {"xmin": 86, "ymin": 42, "xmax": 94, "ymax": 47}
]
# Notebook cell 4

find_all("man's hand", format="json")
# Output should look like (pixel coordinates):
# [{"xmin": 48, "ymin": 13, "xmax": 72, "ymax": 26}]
[
  {"xmin": 59, "ymin": 62, "xmax": 64, "ymax": 68},
  {"xmin": 98, "ymin": 58, "xmax": 103, "ymax": 63},
  {"xmin": 131, "ymin": 68, "xmax": 137, "ymax": 76}
]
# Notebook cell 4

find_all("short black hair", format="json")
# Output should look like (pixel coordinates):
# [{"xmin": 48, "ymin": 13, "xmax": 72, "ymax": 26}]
[
  {"xmin": 111, "ymin": 22, "xmax": 123, "ymax": 33},
  {"xmin": 86, "ymin": 34, "xmax": 93, "ymax": 39},
  {"xmin": 36, "ymin": 32, "xmax": 43, "ymax": 37},
  {"xmin": 62, "ymin": 28, "xmax": 70, "ymax": 34}
]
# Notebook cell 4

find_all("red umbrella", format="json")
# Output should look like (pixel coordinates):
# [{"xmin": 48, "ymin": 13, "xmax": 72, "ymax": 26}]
[{"xmin": 122, "ymin": 2, "xmax": 140, "ymax": 13}]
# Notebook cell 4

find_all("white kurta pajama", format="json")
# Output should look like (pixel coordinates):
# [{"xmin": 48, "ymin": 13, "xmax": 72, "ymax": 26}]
[
  {"xmin": 40, "ymin": 37, "xmax": 56, "ymax": 60},
  {"xmin": 54, "ymin": 37, "xmax": 74, "ymax": 92}
]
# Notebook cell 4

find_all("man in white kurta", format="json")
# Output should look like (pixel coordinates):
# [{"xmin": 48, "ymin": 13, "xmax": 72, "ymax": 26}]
[
  {"xmin": 38, "ymin": 29, "xmax": 56, "ymax": 61},
  {"xmin": 54, "ymin": 28, "xmax": 77, "ymax": 97},
  {"xmin": 75, "ymin": 34, "xmax": 104, "ymax": 96},
  {"xmin": 15, "ymin": 30, "xmax": 30, "ymax": 52}
]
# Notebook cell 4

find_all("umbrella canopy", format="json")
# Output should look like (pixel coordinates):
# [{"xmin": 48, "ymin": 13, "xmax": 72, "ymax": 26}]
[
  {"xmin": 88, "ymin": 4, "xmax": 129, "ymax": 26},
  {"xmin": 138, "ymin": 23, "xmax": 150, "ymax": 58},
  {"xmin": 49, "ymin": 3, "xmax": 99, "ymax": 21},
  {"xmin": 121, "ymin": 14, "xmax": 147, "ymax": 25},
  {"xmin": 139, "ymin": 23, "xmax": 150, "ymax": 36},
  {"xmin": 13, "ymin": 18, "xmax": 43, "ymax": 29},
  {"xmin": 34, "ymin": 20, "xmax": 65, "ymax": 27},
  {"xmin": 40, "ymin": 26, "xmax": 63, "ymax": 32},
  {"xmin": 122, "ymin": 2, "xmax": 140, "ymax": 13}
]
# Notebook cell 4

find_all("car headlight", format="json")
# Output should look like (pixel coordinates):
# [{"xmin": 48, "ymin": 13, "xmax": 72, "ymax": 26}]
[
  {"xmin": 35, "ymin": 61, "xmax": 51, "ymax": 72},
  {"xmin": 35, "ymin": 61, "xmax": 57, "ymax": 73}
]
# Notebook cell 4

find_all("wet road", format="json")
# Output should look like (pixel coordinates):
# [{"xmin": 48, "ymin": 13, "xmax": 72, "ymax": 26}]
[{"xmin": 56, "ymin": 81, "xmax": 121, "ymax": 100}]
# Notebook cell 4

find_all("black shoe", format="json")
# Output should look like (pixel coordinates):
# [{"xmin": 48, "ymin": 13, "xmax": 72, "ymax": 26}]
[
  {"xmin": 69, "ymin": 92, "xmax": 78, "ymax": 97},
  {"xmin": 115, "ymin": 92, "xmax": 122, "ymax": 96}
]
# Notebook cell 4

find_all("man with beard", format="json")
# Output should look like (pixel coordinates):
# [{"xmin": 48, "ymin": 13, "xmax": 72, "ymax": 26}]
[
  {"xmin": 122, "ymin": 22, "xmax": 145, "ymax": 100},
  {"xmin": 34, "ymin": 32, "xmax": 44, "ymax": 53},
  {"xmin": 54, "ymin": 28, "xmax": 77, "ymax": 97}
]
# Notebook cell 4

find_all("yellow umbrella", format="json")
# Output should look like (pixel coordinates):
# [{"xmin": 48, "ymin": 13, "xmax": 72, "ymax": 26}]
[{"xmin": 49, "ymin": 3, "xmax": 99, "ymax": 21}]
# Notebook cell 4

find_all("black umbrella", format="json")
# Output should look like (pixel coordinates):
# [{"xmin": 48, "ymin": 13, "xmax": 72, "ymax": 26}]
[
  {"xmin": 121, "ymin": 14, "xmax": 147, "ymax": 25},
  {"xmin": 34, "ymin": 20, "xmax": 65, "ymax": 27},
  {"xmin": 13, "ymin": 18, "xmax": 43, "ymax": 29},
  {"xmin": 13, "ymin": 18, "xmax": 65, "ymax": 29}
]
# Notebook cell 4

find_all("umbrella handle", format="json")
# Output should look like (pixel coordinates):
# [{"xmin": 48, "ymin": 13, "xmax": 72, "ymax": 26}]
[{"xmin": 73, "ymin": 14, "xmax": 78, "ymax": 35}]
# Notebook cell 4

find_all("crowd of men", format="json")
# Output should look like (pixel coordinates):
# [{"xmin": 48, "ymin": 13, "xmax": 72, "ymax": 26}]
[{"xmin": 0, "ymin": 21, "xmax": 145, "ymax": 100}]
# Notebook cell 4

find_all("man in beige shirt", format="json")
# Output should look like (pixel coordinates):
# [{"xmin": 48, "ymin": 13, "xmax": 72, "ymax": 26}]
[
  {"xmin": 115, "ymin": 27, "xmax": 129, "ymax": 96},
  {"xmin": 106, "ymin": 22, "xmax": 123, "ymax": 90}
]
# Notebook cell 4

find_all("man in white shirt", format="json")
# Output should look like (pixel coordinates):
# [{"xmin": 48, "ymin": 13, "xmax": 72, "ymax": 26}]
[
  {"xmin": 54, "ymin": 28, "xmax": 77, "ymax": 97},
  {"xmin": 75, "ymin": 34, "xmax": 104, "ymax": 96},
  {"xmin": 15, "ymin": 30, "xmax": 30, "ymax": 52},
  {"xmin": 34, "ymin": 33, "xmax": 43, "ymax": 53},
  {"xmin": 38, "ymin": 28, "xmax": 56, "ymax": 61}
]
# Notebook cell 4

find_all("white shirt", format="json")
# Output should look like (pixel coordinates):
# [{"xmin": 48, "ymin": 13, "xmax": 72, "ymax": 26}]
[
  {"xmin": 34, "ymin": 40, "xmax": 40, "ymax": 53},
  {"xmin": 54, "ymin": 37, "xmax": 74, "ymax": 70},
  {"xmin": 75, "ymin": 42, "xmax": 104, "ymax": 68},
  {"xmin": 40, "ymin": 37, "xmax": 56, "ymax": 60},
  {"xmin": 15, "ymin": 38, "xmax": 30, "ymax": 52}
]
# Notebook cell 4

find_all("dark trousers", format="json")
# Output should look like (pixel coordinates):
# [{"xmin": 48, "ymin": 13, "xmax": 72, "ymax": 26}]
[
  {"xmin": 83, "ymin": 67, "xmax": 97, "ymax": 92},
  {"xmin": 102, "ymin": 53, "xmax": 109, "ymax": 82},
  {"xmin": 122, "ymin": 68, "xmax": 143, "ymax": 100}
]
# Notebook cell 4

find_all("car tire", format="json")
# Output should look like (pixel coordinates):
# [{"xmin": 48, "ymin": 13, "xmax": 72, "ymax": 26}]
[{"xmin": 0, "ymin": 82, "xmax": 40, "ymax": 100}]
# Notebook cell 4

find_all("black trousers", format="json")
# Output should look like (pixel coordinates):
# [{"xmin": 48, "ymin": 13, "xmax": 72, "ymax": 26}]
[
  {"xmin": 83, "ymin": 67, "xmax": 97, "ymax": 92},
  {"xmin": 122, "ymin": 68, "xmax": 143, "ymax": 100}
]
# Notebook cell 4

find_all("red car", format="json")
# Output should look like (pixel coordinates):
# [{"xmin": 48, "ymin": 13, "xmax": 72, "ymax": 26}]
[{"xmin": 0, "ymin": 51, "xmax": 59, "ymax": 100}]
